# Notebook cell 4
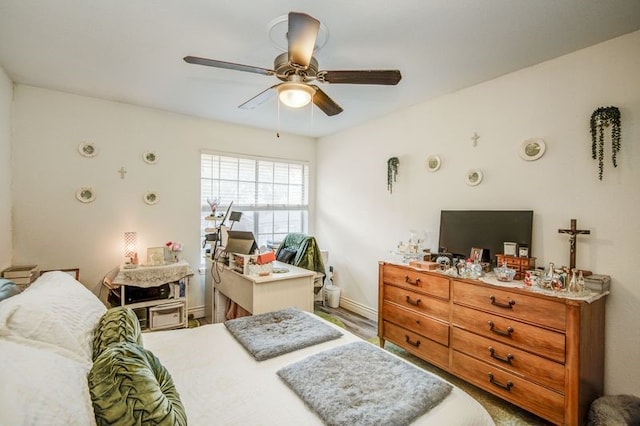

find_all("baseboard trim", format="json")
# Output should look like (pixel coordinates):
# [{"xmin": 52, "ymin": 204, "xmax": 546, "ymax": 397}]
[
  {"xmin": 189, "ymin": 305, "xmax": 205, "ymax": 319},
  {"xmin": 337, "ymin": 296, "xmax": 378, "ymax": 321}
]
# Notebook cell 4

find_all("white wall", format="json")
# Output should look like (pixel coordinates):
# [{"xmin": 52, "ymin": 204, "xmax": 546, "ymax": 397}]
[
  {"xmin": 317, "ymin": 30, "xmax": 640, "ymax": 396},
  {"xmin": 0, "ymin": 66, "xmax": 12, "ymax": 269},
  {"xmin": 10, "ymin": 86, "xmax": 316, "ymax": 310}
]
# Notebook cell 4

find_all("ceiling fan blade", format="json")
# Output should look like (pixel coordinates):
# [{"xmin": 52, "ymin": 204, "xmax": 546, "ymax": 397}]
[
  {"xmin": 184, "ymin": 56, "xmax": 274, "ymax": 76},
  {"xmin": 238, "ymin": 84, "xmax": 280, "ymax": 110},
  {"xmin": 309, "ymin": 85, "xmax": 343, "ymax": 116},
  {"xmin": 318, "ymin": 70, "xmax": 402, "ymax": 85},
  {"xmin": 287, "ymin": 12, "xmax": 320, "ymax": 69}
]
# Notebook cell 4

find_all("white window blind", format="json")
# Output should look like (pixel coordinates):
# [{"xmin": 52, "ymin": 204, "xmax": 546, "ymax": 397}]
[{"xmin": 200, "ymin": 153, "xmax": 309, "ymax": 253}]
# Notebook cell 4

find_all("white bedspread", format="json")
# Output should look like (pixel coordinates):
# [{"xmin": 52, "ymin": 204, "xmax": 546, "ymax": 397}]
[{"xmin": 143, "ymin": 317, "xmax": 495, "ymax": 425}]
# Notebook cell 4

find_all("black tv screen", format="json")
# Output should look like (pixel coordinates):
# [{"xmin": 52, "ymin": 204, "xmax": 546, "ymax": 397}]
[{"xmin": 438, "ymin": 210, "xmax": 533, "ymax": 264}]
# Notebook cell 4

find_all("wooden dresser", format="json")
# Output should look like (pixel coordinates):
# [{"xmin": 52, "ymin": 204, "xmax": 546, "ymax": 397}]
[{"xmin": 378, "ymin": 262, "xmax": 606, "ymax": 425}]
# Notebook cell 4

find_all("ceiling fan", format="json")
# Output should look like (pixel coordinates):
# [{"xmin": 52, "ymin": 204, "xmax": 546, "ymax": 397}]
[{"xmin": 184, "ymin": 11, "xmax": 402, "ymax": 116}]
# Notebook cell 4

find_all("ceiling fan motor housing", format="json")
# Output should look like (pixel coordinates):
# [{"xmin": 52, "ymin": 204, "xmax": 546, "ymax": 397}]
[{"xmin": 274, "ymin": 52, "xmax": 318, "ymax": 82}]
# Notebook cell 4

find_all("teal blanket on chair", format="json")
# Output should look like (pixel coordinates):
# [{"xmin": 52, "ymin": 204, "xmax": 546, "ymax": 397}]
[{"xmin": 275, "ymin": 233, "xmax": 325, "ymax": 279}]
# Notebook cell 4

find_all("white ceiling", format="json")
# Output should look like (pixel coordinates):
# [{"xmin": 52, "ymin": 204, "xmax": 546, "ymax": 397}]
[{"xmin": 1, "ymin": 1, "xmax": 639, "ymax": 138}]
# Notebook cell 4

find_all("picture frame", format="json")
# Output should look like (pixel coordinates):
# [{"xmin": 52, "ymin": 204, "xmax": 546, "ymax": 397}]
[
  {"xmin": 519, "ymin": 246, "xmax": 529, "ymax": 257},
  {"xmin": 143, "ymin": 151, "xmax": 158, "ymax": 165},
  {"xmin": 519, "ymin": 138, "xmax": 546, "ymax": 161},
  {"xmin": 465, "ymin": 169, "xmax": 483, "ymax": 186},
  {"xmin": 147, "ymin": 247, "xmax": 165, "ymax": 266},
  {"xmin": 144, "ymin": 191, "xmax": 159, "ymax": 205},
  {"xmin": 425, "ymin": 155, "xmax": 441, "ymax": 172},
  {"xmin": 503, "ymin": 242, "xmax": 518, "ymax": 256},
  {"xmin": 76, "ymin": 187, "xmax": 96, "ymax": 203},
  {"xmin": 469, "ymin": 247, "xmax": 484, "ymax": 262},
  {"xmin": 78, "ymin": 142, "xmax": 97, "ymax": 158}
]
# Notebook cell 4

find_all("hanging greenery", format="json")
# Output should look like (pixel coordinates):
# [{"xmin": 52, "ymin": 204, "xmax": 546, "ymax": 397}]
[
  {"xmin": 387, "ymin": 157, "xmax": 399, "ymax": 193},
  {"xmin": 590, "ymin": 106, "xmax": 621, "ymax": 180}
]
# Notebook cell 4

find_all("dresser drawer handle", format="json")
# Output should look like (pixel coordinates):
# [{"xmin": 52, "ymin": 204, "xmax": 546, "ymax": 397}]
[
  {"xmin": 489, "ymin": 295, "xmax": 515, "ymax": 309},
  {"xmin": 405, "ymin": 296, "xmax": 421, "ymax": 306},
  {"xmin": 488, "ymin": 373, "xmax": 513, "ymax": 391},
  {"xmin": 487, "ymin": 321, "xmax": 514, "ymax": 337},
  {"xmin": 404, "ymin": 276, "xmax": 421, "ymax": 286},
  {"xmin": 488, "ymin": 347, "xmax": 514, "ymax": 364},
  {"xmin": 405, "ymin": 335, "xmax": 421, "ymax": 348}
]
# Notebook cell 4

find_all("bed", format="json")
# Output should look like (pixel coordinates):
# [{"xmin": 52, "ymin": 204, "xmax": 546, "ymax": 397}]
[{"xmin": 0, "ymin": 271, "xmax": 495, "ymax": 425}]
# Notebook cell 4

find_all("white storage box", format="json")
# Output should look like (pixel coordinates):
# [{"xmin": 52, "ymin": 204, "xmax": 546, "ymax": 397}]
[{"xmin": 149, "ymin": 302, "xmax": 185, "ymax": 330}]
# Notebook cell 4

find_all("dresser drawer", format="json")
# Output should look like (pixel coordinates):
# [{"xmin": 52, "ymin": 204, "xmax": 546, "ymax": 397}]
[
  {"xmin": 383, "ymin": 265, "xmax": 450, "ymax": 300},
  {"xmin": 453, "ymin": 280, "xmax": 566, "ymax": 330},
  {"xmin": 452, "ymin": 351, "xmax": 564, "ymax": 425},
  {"xmin": 382, "ymin": 301, "xmax": 449, "ymax": 346},
  {"xmin": 452, "ymin": 304, "xmax": 566, "ymax": 363},
  {"xmin": 383, "ymin": 321, "xmax": 449, "ymax": 369},
  {"xmin": 383, "ymin": 284, "xmax": 449, "ymax": 321},
  {"xmin": 451, "ymin": 327, "xmax": 565, "ymax": 393}
]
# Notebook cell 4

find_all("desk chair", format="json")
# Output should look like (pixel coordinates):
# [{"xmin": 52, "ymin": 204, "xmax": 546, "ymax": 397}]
[{"xmin": 274, "ymin": 233, "xmax": 326, "ymax": 303}]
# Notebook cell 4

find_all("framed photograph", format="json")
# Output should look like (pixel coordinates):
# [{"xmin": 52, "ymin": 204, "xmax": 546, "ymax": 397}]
[
  {"xmin": 519, "ymin": 138, "xmax": 546, "ymax": 161},
  {"xmin": 469, "ymin": 247, "xmax": 484, "ymax": 262},
  {"xmin": 503, "ymin": 242, "xmax": 518, "ymax": 256},
  {"xmin": 147, "ymin": 247, "xmax": 165, "ymax": 266},
  {"xmin": 519, "ymin": 246, "xmax": 529, "ymax": 257},
  {"xmin": 425, "ymin": 155, "xmax": 441, "ymax": 172}
]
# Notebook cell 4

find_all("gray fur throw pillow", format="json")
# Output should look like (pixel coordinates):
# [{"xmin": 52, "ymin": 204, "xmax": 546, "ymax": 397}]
[{"xmin": 587, "ymin": 394, "xmax": 640, "ymax": 426}]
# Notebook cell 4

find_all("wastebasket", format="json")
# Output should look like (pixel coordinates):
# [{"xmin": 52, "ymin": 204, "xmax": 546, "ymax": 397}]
[{"xmin": 325, "ymin": 285, "xmax": 341, "ymax": 308}]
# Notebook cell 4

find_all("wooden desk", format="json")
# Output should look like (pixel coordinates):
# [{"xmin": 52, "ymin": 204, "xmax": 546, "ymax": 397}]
[{"xmin": 211, "ymin": 261, "xmax": 315, "ymax": 320}]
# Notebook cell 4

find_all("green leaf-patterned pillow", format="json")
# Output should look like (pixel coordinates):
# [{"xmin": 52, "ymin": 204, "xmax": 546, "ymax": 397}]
[
  {"xmin": 88, "ymin": 341, "xmax": 187, "ymax": 426},
  {"xmin": 92, "ymin": 307, "xmax": 142, "ymax": 361}
]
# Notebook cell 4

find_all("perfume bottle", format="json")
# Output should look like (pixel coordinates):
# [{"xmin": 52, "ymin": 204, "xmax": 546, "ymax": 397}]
[
  {"xmin": 577, "ymin": 270, "xmax": 585, "ymax": 293},
  {"xmin": 568, "ymin": 269, "xmax": 580, "ymax": 294}
]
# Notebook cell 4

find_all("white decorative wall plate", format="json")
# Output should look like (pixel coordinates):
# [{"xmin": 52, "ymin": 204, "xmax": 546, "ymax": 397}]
[
  {"xmin": 465, "ymin": 169, "xmax": 483, "ymax": 186},
  {"xmin": 78, "ymin": 142, "xmax": 97, "ymax": 157},
  {"xmin": 143, "ymin": 151, "xmax": 158, "ymax": 164},
  {"xmin": 76, "ymin": 187, "xmax": 96, "ymax": 203},
  {"xmin": 144, "ymin": 191, "xmax": 159, "ymax": 205},
  {"xmin": 426, "ymin": 155, "xmax": 441, "ymax": 172},
  {"xmin": 519, "ymin": 138, "xmax": 546, "ymax": 161}
]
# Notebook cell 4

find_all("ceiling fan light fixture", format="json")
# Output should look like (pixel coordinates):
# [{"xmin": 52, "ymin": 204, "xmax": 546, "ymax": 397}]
[{"xmin": 277, "ymin": 83, "xmax": 315, "ymax": 108}]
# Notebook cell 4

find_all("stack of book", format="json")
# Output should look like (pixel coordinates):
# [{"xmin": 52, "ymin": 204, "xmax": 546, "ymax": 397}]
[{"xmin": 2, "ymin": 265, "xmax": 39, "ymax": 290}]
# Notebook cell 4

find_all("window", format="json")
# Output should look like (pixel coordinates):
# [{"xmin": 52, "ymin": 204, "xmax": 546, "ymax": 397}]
[{"xmin": 200, "ymin": 152, "xmax": 309, "ymax": 256}]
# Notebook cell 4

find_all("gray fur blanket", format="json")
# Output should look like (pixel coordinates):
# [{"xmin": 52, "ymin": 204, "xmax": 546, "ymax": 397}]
[
  {"xmin": 586, "ymin": 394, "xmax": 640, "ymax": 426},
  {"xmin": 277, "ymin": 341, "xmax": 453, "ymax": 426},
  {"xmin": 224, "ymin": 307, "xmax": 343, "ymax": 361}
]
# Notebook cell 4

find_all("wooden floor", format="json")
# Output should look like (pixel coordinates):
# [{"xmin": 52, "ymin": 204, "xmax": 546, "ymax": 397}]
[{"xmin": 314, "ymin": 302, "xmax": 377, "ymax": 340}]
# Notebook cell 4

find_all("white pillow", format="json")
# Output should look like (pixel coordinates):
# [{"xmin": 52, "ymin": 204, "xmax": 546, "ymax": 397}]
[
  {"xmin": 0, "ymin": 271, "xmax": 106, "ymax": 361},
  {"xmin": 0, "ymin": 336, "xmax": 97, "ymax": 426}
]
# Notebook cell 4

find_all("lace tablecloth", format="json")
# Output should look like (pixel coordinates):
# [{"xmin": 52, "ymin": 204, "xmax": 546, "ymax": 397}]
[{"xmin": 113, "ymin": 260, "xmax": 194, "ymax": 288}]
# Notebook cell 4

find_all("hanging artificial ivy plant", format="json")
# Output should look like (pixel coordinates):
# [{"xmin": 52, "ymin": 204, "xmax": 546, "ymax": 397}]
[
  {"xmin": 387, "ymin": 157, "xmax": 399, "ymax": 193},
  {"xmin": 590, "ymin": 106, "xmax": 621, "ymax": 180}
]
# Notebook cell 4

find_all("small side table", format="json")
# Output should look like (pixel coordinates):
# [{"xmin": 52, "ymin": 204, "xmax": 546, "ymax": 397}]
[{"xmin": 111, "ymin": 260, "xmax": 193, "ymax": 330}]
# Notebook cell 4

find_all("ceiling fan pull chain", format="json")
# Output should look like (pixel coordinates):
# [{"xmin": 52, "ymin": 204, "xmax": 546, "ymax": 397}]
[{"xmin": 276, "ymin": 97, "xmax": 281, "ymax": 138}]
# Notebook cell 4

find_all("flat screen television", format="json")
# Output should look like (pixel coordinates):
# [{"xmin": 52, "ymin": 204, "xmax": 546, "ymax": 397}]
[{"xmin": 438, "ymin": 210, "xmax": 533, "ymax": 264}]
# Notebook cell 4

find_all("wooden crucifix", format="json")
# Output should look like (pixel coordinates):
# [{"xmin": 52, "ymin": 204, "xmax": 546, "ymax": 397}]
[{"xmin": 558, "ymin": 219, "xmax": 590, "ymax": 270}]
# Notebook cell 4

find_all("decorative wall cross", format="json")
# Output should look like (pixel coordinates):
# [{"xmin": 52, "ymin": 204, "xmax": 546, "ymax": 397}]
[
  {"xmin": 118, "ymin": 167, "xmax": 127, "ymax": 179},
  {"xmin": 471, "ymin": 132, "xmax": 480, "ymax": 147},
  {"xmin": 558, "ymin": 219, "xmax": 590, "ymax": 270}
]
